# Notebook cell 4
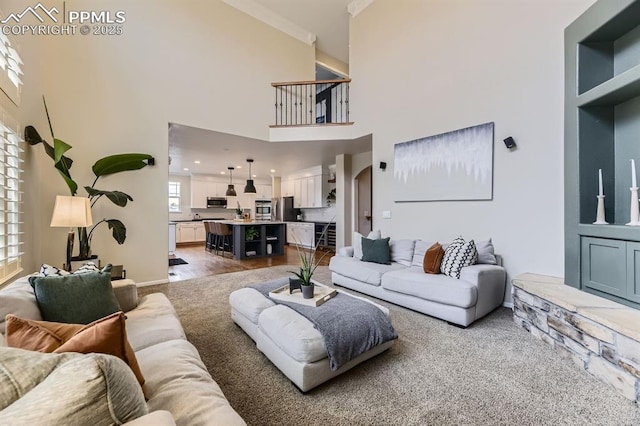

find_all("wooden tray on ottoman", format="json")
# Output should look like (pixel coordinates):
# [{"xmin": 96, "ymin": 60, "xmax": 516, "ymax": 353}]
[{"xmin": 269, "ymin": 281, "xmax": 337, "ymax": 307}]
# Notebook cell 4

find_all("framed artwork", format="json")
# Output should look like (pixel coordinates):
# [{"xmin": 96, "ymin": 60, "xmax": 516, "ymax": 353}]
[{"xmin": 393, "ymin": 122, "xmax": 494, "ymax": 202}]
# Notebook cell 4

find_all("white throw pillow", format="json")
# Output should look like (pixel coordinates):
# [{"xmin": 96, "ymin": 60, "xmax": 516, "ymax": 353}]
[
  {"xmin": 441, "ymin": 236, "xmax": 478, "ymax": 279},
  {"xmin": 353, "ymin": 230, "xmax": 381, "ymax": 260},
  {"xmin": 389, "ymin": 239, "xmax": 416, "ymax": 266},
  {"xmin": 411, "ymin": 240, "xmax": 435, "ymax": 267},
  {"xmin": 476, "ymin": 239, "xmax": 497, "ymax": 265}
]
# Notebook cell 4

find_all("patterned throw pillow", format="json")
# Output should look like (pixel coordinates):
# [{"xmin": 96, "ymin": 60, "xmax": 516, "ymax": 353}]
[
  {"xmin": 38, "ymin": 262, "xmax": 101, "ymax": 277},
  {"xmin": 440, "ymin": 236, "xmax": 478, "ymax": 279}
]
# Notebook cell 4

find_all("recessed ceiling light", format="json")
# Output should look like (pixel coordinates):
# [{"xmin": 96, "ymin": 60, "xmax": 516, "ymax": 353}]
[
  {"xmin": 252, "ymin": 174, "xmax": 257, "ymax": 178},
  {"xmin": 220, "ymin": 171, "xmax": 225, "ymax": 175},
  {"xmin": 183, "ymin": 168, "xmax": 189, "ymax": 171},
  {"xmin": 270, "ymin": 169, "xmax": 276, "ymax": 173},
  {"xmin": 194, "ymin": 160, "xmax": 200, "ymax": 164},
  {"xmin": 236, "ymin": 165, "xmax": 242, "ymax": 169}
]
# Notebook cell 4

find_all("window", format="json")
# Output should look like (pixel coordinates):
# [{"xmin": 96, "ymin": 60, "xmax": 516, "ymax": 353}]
[
  {"xmin": 168, "ymin": 181, "xmax": 181, "ymax": 212},
  {"xmin": 0, "ymin": 31, "xmax": 23, "ymax": 105},
  {"xmin": 0, "ymin": 110, "xmax": 23, "ymax": 283}
]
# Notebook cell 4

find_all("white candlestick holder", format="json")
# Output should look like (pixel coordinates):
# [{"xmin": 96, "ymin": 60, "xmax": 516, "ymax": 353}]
[
  {"xmin": 593, "ymin": 195, "xmax": 608, "ymax": 225},
  {"xmin": 627, "ymin": 187, "xmax": 640, "ymax": 226}
]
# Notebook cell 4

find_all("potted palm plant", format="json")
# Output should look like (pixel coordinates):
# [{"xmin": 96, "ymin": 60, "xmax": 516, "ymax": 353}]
[
  {"xmin": 25, "ymin": 105, "xmax": 154, "ymax": 262},
  {"xmin": 289, "ymin": 222, "xmax": 332, "ymax": 299},
  {"xmin": 235, "ymin": 201, "xmax": 243, "ymax": 220}
]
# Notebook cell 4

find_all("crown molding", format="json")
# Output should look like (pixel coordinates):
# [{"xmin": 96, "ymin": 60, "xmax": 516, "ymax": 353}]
[
  {"xmin": 222, "ymin": 0, "xmax": 316, "ymax": 45},
  {"xmin": 347, "ymin": 0, "xmax": 375, "ymax": 17}
]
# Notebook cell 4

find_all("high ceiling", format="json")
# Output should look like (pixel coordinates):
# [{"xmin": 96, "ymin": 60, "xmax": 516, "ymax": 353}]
[
  {"xmin": 168, "ymin": 123, "xmax": 371, "ymax": 180},
  {"xmin": 250, "ymin": 0, "xmax": 353, "ymax": 64}
]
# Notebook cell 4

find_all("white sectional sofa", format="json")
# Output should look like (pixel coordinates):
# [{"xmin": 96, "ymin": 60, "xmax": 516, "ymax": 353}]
[
  {"xmin": 329, "ymin": 239, "xmax": 507, "ymax": 327},
  {"xmin": 0, "ymin": 276, "xmax": 245, "ymax": 426}
]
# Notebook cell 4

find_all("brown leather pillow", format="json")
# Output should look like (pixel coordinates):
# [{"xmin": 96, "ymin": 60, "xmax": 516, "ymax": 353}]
[
  {"xmin": 5, "ymin": 312, "xmax": 145, "ymax": 388},
  {"xmin": 423, "ymin": 242, "xmax": 445, "ymax": 274}
]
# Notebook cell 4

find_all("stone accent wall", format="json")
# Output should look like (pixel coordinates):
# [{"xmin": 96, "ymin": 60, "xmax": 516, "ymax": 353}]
[{"xmin": 513, "ymin": 287, "xmax": 640, "ymax": 403}]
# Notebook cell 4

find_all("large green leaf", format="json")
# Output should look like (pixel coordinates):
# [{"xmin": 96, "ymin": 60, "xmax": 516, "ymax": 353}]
[
  {"xmin": 84, "ymin": 187, "xmax": 133, "ymax": 207},
  {"xmin": 24, "ymin": 125, "xmax": 44, "ymax": 146},
  {"xmin": 106, "ymin": 219, "xmax": 126, "ymax": 244},
  {"xmin": 92, "ymin": 154, "xmax": 153, "ymax": 178},
  {"xmin": 53, "ymin": 138, "xmax": 72, "ymax": 163}
]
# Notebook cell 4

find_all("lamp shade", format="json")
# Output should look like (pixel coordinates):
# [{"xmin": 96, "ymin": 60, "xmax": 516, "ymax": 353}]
[{"xmin": 50, "ymin": 196, "xmax": 93, "ymax": 227}]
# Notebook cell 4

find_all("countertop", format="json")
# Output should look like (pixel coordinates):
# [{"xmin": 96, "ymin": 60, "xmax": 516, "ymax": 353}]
[
  {"xmin": 172, "ymin": 218, "xmax": 226, "ymax": 222},
  {"xmin": 215, "ymin": 220, "xmax": 286, "ymax": 226}
]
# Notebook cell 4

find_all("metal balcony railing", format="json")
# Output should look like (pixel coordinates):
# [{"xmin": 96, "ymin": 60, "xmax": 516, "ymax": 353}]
[{"xmin": 271, "ymin": 79, "xmax": 352, "ymax": 127}]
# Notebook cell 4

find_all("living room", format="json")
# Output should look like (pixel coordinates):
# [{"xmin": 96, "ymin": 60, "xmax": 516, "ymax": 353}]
[{"xmin": 1, "ymin": 0, "xmax": 640, "ymax": 424}]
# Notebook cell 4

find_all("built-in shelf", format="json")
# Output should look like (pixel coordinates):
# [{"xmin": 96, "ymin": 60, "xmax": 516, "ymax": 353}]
[
  {"xmin": 577, "ymin": 64, "xmax": 640, "ymax": 107},
  {"xmin": 566, "ymin": 0, "xmax": 640, "ymax": 310}
]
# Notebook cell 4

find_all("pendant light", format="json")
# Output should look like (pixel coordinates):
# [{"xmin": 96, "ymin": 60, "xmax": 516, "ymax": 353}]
[
  {"xmin": 225, "ymin": 167, "xmax": 237, "ymax": 196},
  {"xmin": 244, "ymin": 159, "xmax": 257, "ymax": 194}
]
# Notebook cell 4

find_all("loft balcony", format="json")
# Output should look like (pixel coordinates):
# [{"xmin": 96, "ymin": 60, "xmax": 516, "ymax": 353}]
[{"xmin": 269, "ymin": 79, "xmax": 358, "ymax": 142}]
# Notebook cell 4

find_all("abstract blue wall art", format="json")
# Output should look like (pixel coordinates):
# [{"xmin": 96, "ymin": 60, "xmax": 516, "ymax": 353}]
[{"xmin": 393, "ymin": 122, "xmax": 494, "ymax": 202}]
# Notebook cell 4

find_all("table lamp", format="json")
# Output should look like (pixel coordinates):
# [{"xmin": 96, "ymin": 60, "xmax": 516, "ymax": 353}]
[{"xmin": 50, "ymin": 195, "xmax": 93, "ymax": 271}]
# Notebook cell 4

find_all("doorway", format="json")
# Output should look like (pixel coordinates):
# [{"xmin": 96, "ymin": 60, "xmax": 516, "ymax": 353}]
[{"xmin": 354, "ymin": 166, "xmax": 372, "ymax": 234}]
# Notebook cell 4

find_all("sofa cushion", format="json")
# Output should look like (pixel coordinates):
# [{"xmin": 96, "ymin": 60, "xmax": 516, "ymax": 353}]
[
  {"xmin": 389, "ymin": 239, "xmax": 416, "ymax": 266},
  {"xmin": 29, "ymin": 266, "xmax": 121, "ymax": 324},
  {"xmin": 361, "ymin": 237, "xmax": 391, "ymax": 265},
  {"xmin": 382, "ymin": 267, "xmax": 478, "ymax": 308},
  {"xmin": 441, "ymin": 237, "xmax": 478, "ymax": 279},
  {"xmin": 423, "ymin": 243, "xmax": 445, "ymax": 274},
  {"xmin": 5, "ymin": 312, "xmax": 145, "ymax": 388},
  {"xmin": 329, "ymin": 255, "xmax": 407, "ymax": 286},
  {"xmin": 136, "ymin": 339, "xmax": 245, "ymax": 426},
  {"xmin": 0, "ymin": 276, "xmax": 41, "ymax": 334},
  {"xmin": 411, "ymin": 240, "xmax": 436, "ymax": 268},
  {"xmin": 229, "ymin": 288, "xmax": 275, "ymax": 324},
  {"xmin": 476, "ymin": 239, "xmax": 497, "ymax": 265},
  {"xmin": 353, "ymin": 229, "xmax": 381, "ymax": 260},
  {"xmin": 0, "ymin": 347, "xmax": 147, "ymax": 425},
  {"xmin": 125, "ymin": 293, "xmax": 186, "ymax": 352},
  {"xmin": 259, "ymin": 305, "xmax": 326, "ymax": 363}
]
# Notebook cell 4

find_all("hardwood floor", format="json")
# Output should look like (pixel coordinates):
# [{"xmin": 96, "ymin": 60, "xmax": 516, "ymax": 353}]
[{"xmin": 168, "ymin": 243, "xmax": 333, "ymax": 283}]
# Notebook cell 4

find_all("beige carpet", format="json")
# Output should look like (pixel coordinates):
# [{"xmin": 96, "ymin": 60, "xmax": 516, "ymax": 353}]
[{"xmin": 139, "ymin": 266, "xmax": 640, "ymax": 425}]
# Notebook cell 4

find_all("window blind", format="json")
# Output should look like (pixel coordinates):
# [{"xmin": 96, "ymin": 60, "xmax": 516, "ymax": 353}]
[
  {"xmin": 0, "ymin": 111, "xmax": 23, "ymax": 283},
  {"xmin": 0, "ymin": 31, "xmax": 23, "ymax": 103}
]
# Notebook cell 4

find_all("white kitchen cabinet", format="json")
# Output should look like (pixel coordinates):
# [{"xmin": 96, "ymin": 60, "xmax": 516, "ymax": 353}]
[
  {"xmin": 190, "ymin": 181, "xmax": 208, "ymax": 209},
  {"xmin": 169, "ymin": 223, "xmax": 176, "ymax": 254},
  {"xmin": 176, "ymin": 222, "xmax": 206, "ymax": 243},
  {"xmin": 281, "ymin": 180, "xmax": 294, "ymax": 197},
  {"xmin": 293, "ymin": 179, "xmax": 303, "ymax": 208},
  {"xmin": 286, "ymin": 222, "xmax": 314, "ymax": 248},
  {"xmin": 255, "ymin": 184, "xmax": 272, "ymax": 200}
]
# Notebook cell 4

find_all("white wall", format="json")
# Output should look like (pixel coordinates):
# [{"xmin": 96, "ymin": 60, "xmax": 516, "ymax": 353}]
[
  {"xmin": 17, "ymin": 0, "xmax": 314, "ymax": 283},
  {"xmin": 350, "ymin": 0, "xmax": 595, "ymax": 304}
]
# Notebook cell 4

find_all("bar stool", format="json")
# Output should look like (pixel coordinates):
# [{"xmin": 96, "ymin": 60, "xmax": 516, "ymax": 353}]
[
  {"xmin": 218, "ymin": 223, "xmax": 233, "ymax": 257},
  {"xmin": 203, "ymin": 221, "xmax": 214, "ymax": 252}
]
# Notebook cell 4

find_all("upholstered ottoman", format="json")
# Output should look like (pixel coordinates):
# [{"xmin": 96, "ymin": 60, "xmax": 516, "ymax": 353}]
[{"xmin": 229, "ymin": 286, "xmax": 395, "ymax": 392}]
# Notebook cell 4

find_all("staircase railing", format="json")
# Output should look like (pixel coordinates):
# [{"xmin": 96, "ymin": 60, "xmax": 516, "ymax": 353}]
[{"xmin": 271, "ymin": 79, "xmax": 352, "ymax": 127}]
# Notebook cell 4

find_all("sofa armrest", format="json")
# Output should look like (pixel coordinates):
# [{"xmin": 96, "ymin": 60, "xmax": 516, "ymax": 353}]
[
  {"xmin": 337, "ymin": 246, "xmax": 354, "ymax": 257},
  {"xmin": 123, "ymin": 411, "xmax": 176, "ymax": 426},
  {"xmin": 112, "ymin": 279, "xmax": 138, "ymax": 312},
  {"xmin": 460, "ymin": 264, "xmax": 506, "ymax": 318}
]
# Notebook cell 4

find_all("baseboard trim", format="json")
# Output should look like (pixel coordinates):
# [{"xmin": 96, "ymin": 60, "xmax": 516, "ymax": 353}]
[
  {"xmin": 502, "ymin": 301, "xmax": 514, "ymax": 309},
  {"xmin": 136, "ymin": 278, "xmax": 169, "ymax": 287}
]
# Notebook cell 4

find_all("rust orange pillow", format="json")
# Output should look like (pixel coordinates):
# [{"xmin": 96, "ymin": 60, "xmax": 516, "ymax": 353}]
[
  {"xmin": 423, "ymin": 242, "xmax": 445, "ymax": 274},
  {"xmin": 5, "ymin": 311, "xmax": 145, "ymax": 388}
]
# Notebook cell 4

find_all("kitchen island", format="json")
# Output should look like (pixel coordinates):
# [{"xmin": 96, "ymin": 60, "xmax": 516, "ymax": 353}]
[{"xmin": 213, "ymin": 220, "xmax": 285, "ymax": 260}]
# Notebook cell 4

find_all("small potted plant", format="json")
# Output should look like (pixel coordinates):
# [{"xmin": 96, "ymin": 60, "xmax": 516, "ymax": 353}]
[
  {"xmin": 245, "ymin": 226, "xmax": 259, "ymax": 241},
  {"xmin": 289, "ymin": 222, "xmax": 332, "ymax": 299},
  {"xmin": 235, "ymin": 201, "xmax": 243, "ymax": 220}
]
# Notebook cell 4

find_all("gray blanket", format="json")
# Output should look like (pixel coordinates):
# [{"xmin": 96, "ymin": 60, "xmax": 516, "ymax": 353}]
[{"xmin": 250, "ymin": 278, "xmax": 397, "ymax": 371}]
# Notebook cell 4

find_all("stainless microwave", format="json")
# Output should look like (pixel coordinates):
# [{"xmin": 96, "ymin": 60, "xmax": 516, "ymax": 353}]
[{"xmin": 207, "ymin": 197, "xmax": 227, "ymax": 208}]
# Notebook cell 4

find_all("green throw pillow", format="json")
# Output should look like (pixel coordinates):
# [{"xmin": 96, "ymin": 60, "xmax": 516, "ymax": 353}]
[
  {"xmin": 29, "ymin": 265, "xmax": 121, "ymax": 324},
  {"xmin": 361, "ymin": 237, "xmax": 391, "ymax": 265}
]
